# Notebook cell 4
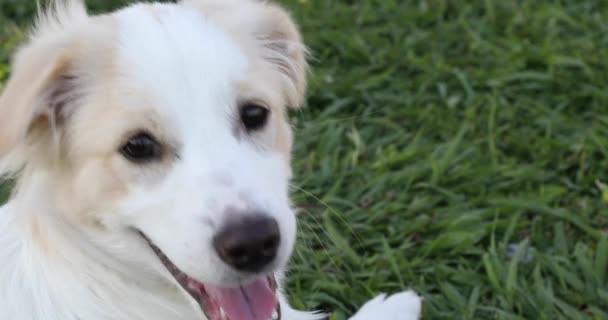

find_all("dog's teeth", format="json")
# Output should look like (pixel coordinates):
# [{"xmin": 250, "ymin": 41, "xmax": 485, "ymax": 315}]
[
  {"xmin": 272, "ymin": 310, "xmax": 279, "ymax": 320},
  {"xmin": 220, "ymin": 308, "xmax": 226, "ymax": 319}
]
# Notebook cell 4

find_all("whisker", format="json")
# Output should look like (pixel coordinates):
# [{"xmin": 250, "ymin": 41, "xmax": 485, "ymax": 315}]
[
  {"xmin": 294, "ymin": 217, "xmax": 339, "ymax": 271},
  {"xmin": 289, "ymin": 183, "xmax": 363, "ymax": 248}
]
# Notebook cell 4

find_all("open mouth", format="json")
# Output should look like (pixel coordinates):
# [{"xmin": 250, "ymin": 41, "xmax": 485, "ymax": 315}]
[{"xmin": 140, "ymin": 233, "xmax": 281, "ymax": 320}]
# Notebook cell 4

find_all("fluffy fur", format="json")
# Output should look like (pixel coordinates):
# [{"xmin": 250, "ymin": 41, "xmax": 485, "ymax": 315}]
[{"xmin": 0, "ymin": 1, "xmax": 421, "ymax": 319}]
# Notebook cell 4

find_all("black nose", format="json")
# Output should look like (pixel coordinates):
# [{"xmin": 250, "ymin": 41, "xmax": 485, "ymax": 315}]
[{"xmin": 213, "ymin": 215, "xmax": 281, "ymax": 272}]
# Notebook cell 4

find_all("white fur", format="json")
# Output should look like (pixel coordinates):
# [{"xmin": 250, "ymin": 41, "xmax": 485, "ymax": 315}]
[
  {"xmin": 0, "ymin": 1, "xmax": 421, "ymax": 319},
  {"xmin": 350, "ymin": 291, "xmax": 422, "ymax": 320}
]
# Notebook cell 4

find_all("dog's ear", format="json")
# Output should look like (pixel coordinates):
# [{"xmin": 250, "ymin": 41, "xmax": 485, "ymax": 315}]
[
  {"xmin": 0, "ymin": 45, "xmax": 76, "ymax": 157},
  {"xmin": 0, "ymin": 1, "xmax": 86, "ymax": 157},
  {"xmin": 182, "ymin": 0, "xmax": 309, "ymax": 108},
  {"xmin": 253, "ymin": 4, "xmax": 308, "ymax": 108}
]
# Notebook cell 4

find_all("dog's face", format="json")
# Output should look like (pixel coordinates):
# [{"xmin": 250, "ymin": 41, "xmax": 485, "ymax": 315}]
[{"xmin": 0, "ymin": 1, "xmax": 307, "ymax": 319}]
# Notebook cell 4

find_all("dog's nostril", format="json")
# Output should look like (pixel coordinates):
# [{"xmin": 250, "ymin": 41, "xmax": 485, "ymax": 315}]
[
  {"xmin": 263, "ymin": 238, "xmax": 279, "ymax": 255},
  {"xmin": 213, "ymin": 215, "xmax": 280, "ymax": 272},
  {"xmin": 226, "ymin": 247, "xmax": 247, "ymax": 261}
]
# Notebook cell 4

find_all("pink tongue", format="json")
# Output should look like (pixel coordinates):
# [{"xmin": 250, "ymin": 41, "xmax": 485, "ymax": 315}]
[{"xmin": 205, "ymin": 278, "xmax": 277, "ymax": 320}]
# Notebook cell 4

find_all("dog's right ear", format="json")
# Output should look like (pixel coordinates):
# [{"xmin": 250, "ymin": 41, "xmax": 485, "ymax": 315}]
[
  {"xmin": 0, "ymin": 46, "xmax": 75, "ymax": 157},
  {"xmin": 0, "ymin": 0, "xmax": 86, "ymax": 157}
]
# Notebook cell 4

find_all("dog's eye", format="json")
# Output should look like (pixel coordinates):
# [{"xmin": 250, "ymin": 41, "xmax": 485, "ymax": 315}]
[
  {"xmin": 120, "ymin": 133, "xmax": 162, "ymax": 163},
  {"xmin": 240, "ymin": 103, "xmax": 270, "ymax": 131}
]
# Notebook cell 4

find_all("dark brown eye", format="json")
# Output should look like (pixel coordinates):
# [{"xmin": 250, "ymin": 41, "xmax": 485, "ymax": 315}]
[
  {"xmin": 120, "ymin": 133, "xmax": 162, "ymax": 163},
  {"xmin": 240, "ymin": 103, "xmax": 270, "ymax": 131}
]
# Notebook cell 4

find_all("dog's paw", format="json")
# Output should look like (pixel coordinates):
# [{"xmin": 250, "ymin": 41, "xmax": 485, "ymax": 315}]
[{"xmin": 349, "ymin": 291, "xmax": 422, "ymax": 320}]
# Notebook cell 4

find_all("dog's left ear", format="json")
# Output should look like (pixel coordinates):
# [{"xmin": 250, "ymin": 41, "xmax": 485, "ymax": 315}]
[
  {"xmin": 253, "ymin": 4, "xmax": 308, "ymax": 108},
  {"xmin": 182, "ymin": 0, "xmax": 309, "ymax": 108}
]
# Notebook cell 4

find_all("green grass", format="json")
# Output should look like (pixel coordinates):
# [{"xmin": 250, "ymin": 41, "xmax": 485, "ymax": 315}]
[{"xmin": 2, "ymin": 1, "xmax": 608, "ymax": 319}]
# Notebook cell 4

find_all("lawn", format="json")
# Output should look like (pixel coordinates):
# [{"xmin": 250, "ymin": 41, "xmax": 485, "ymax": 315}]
[{"xmin": 1, "ymin": 1, "xmax": 608, "ymax": 319}]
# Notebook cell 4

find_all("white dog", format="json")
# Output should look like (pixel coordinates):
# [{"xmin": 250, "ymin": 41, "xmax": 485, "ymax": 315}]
[{"xmin": 0, "ymin": 1, "xmax": 421, "ymax": 319}]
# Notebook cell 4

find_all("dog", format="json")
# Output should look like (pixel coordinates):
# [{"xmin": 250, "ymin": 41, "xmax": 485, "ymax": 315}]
[{"xmin": 0, "ymin": 1, "xmax": 422, "ymax": 319}]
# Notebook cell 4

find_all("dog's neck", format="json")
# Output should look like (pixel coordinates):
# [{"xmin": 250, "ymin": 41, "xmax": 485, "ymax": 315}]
[{"xmin": 0, "ymin": 172, "xmax": 203, "ymax": 320}]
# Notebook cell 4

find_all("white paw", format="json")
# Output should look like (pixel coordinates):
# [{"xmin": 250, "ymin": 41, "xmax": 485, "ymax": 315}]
[{"xmin": 349, "ymin": 291, "xmax": 422, "ymax": 320}]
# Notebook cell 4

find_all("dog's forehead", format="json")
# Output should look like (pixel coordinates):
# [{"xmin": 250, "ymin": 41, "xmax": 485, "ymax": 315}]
[{"xmin": 115, "ymin": 4, "xmax": 247, "ymax": 121}]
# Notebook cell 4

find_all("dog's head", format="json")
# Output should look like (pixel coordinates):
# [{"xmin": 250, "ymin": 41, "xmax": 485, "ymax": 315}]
[{"xmin": 0, "ymin": 1, "xmax": 307, "ymax": 319}]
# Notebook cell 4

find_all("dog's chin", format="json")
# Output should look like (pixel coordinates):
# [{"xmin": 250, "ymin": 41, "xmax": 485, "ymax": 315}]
[{"xmin": 139, "ymin": 232, "xmax": 281, "ymax": 320}]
